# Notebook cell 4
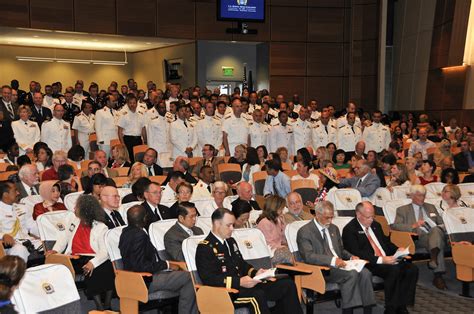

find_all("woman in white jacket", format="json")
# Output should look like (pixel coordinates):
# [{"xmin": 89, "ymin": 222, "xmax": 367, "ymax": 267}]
[
  {"xmin": 46, "ymin": 195, "xmax": 114, "ymax": 310},
  {"xmin": 11, "ymin": 105, "xmax": 40, "ymax": 155}
]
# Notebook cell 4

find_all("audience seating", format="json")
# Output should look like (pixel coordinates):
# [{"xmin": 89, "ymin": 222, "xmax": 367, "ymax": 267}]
[
  {"xmin": 290, "ymin": 179, "xmax": 318, "ymax": 205},
  {"xmin": 37, "ymin": 211, "xmax": 76, "ymax": 251},
  {"xmin": 382, "ymin": 199, "xmax": 416, "ymax": 254},
  {"xmin": 133, "ymin": 144, "xmax": 148, "ymax": 162},
  {"xmin": 118, "ymin": 201, "xmax": 142, "ymax": 224},
  {"xmin": 80, "ymin": 160, "xmax": 91, "ymax": 170},
  {"xmin": 112, "ymin": 177, "xmax": 129, "ymax": 188},
  {"xmin": 369, "ymin": 187, "xmax": 392, "ymax": 208},
  {"xmin": 149, "ymin": 175, "xmax": 167, "ymax": 185},
  {"xmin": 0, "ymin": 241, "xmax": 5, "ymax": 258},
  {"xmin": 63, "ymin": 191, "xmax": 84, "ymax": 211},
  {"xmin": 282, "ymin": 162, "xmax": 292, "ymax": 171},
  {"xmin": 252, "ymin": 171, "xmax": 268, "ymax": 196},
  {"xmin": 458, "ymin": 183, "xmax": 474, "ymax": 197},
  {"xmin": 425, "ymin": 182, "xmax": 446, "ymax": 199},
  {"xmin": 283, "ymin": 170, "xmax": 298, "ymax": 178},
  {"xmin": 326, "ymin": 188, "xmax": 362, "ymax": 217},
  {"xmin": 0, "ymin": 163, "xmax": 9, "ymax": 172},
  {"xmin": 0, "ymin": 171, "xmax": 17, "ymax": 180},
  {"xmin": 217, "ymin": 163, "xmax": 242, "ymax": 184},
  {"xmin": 116, "ymin": 167, "xmax": 130, "ymax": 177},
  {"xmin": 110, "ymin": 139, "xmax": 121, "ymax": 148},
  {"xmin": 391, "ymin": 185, "xmax": 411, "ymax": 199}
]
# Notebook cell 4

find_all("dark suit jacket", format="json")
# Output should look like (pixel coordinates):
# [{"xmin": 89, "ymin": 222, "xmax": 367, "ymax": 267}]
[
  {"xmin": 297, "ymin": 220, "xmax": 352, "ymax": 267},
  {"xmin": 141, "ymin": 201, "xmax": 175, "ymax": 229},
  {"xmin": 15, "ymin": 182, "xmax": 40, "ymax": 199},
  {"xmin": 103, "ymin": 209, "xmax": 126, "ymax": 229},
  {"xmin": 0, "ymin": 120, "xmax": 14, "ymax": 152},
  {"xmin": 164, "ymin": 222, "xmax": 204, "ymax": 261},
  {"xmin": 30, "ymin": 105, "xmax": 52, "ymax": 129},
  {"xmin": 342, "ymin": 218, "xmax": 398, "ymax": 265},
  {"xmin": 162, "ymin": 170, "xmax": 195, "ymax": 185},
  {"xmin": 0, "ymin": 100, "xmax": 19, "ymax": 121},
  {"xmin": 339, "ymin": 172, "xmax": 381, "ymax": 197},
  {"xmin": 454, "ymin": 151, "xmax": 474, "ymax": 172},
  {"xmin": 231, "ymin": 198, "xmax": 262, "ymax": 212},
  {"xmin": 119, "ymin": 225, "xmax": 168, "ymax": 275}
]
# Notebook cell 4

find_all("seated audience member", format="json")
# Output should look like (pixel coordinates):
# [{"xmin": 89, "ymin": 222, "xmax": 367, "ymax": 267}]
[
  {"xmin": 81, "ymin": 161, "xmax": 103, "ymax": 192},
  {"xmin": 94, "ymin": 150, "xmax": 118, "ymax": 178},
  {"xmin": 57, "ymin": 164, "xmax": 80, "ymax": 198},
  {"xmin": 333, "ymin": 149, "xmax": 350, "ymax": 170},
  {"xmin": 408, "ymin": 127, "xmax": 435, "ymax": 160},
  {"xmin": 229, "ymin": 181, "xmax": 262, "ymax": 212},
  {"xmin": 33, "ymin": 180, "xmax": 67, "ymax": 220},
  {"xmin": 256, "ymin": 145, "xmax": 268, "ymax": 166},
  {"xmin": 381, "ymin": 154, "xmax": 397, "ymax": 177},
  {"xmin": 228, "ymin": 144, "xmax": 247, "ymax": 169},
  {"xmin": 119, "ymin": 205, "xmax": 197, "ymax": 314},
  {"xmin": 353, "ymin": 141, "xmax": 367, "ymax": 160},
  {"xmin": 241, "ymin": 147, "xmax": 261, "ymax": 193},
  {"xmin": 192, "ymin": 165, "xmax": 215, "ymax": 199},
  {"xmin": 325, "ymin": 143, "xmax": 336, "ymax": 161},
  {"xmin": 164, "ymin": 202, "xmax": 204, "ymax": 261},
  {"xmin": 169, "ymin": 182, "xmax": 196, "ymax": 216},
  {"xmin": 123, "ymin": 162, "xmax": 148, "ymax": 188},
  {"xmin": 141, "ymin": 148, "xmax": 163, "ymax": 176},
  {"xmin": 263, "ymin": 159, "xmax": 291, "ymax": 198},
  {"xmin": 284, "ymin": 192, "xmax": 313, "ymax": 224},
  {"xmin": 0, "ymin": 256, "xmax": 26, "ymax": 313},
  {"xmin": 47, "ymin": 195, "xmax": 115, "ymax": 310},
  {"xmin": 163, "ymin": 156, "xmax": 197, "ymax": 185},
  {"xmin": 67, "ymin": 144, "xmax": 85, "ymax": 169},
  {"xmin": 433, "ymin": 139, "xmax": 452, "ymax": 165},
  {"xmin": 41, "ymin": 150, "xmax": 68, "ymax": 181},
  {"xmin": 392, "ymin": 185, "xmax": 447, "ymax": 290},
  {"xmin": 257, "ymin": 195, "xmax": 293, "ymax": 264},
  {"xmin": 297, "ymin": 200, "xmax": 376, "ymax": 313},
  {"xmin": 316, "ymin": 167, "xmax": 340, "ymax": 197},
  {"xmin": 196, "ymin": 208, "xmax": 302, "ymax": 314},
  {"xmin": 386, "ymin": 164, "xmax": 410, "ymax": 190},
  {"xmin": 440, "ymin": 168, "xmax": 460, "ymax": 184},
  {"xmin": 276, "ymin": 146, "xmax": 291, "ymax": 167},
  {"xmin": 33, "ymin": 143, "xmax": 52, "ymax": 171},
  {"xmin": 193, "ymin": 144, "xmax": 223, "ymax": 179},
  {"xmin": 16, "ymin": 164, "xmax": 40, "ymax": 198},
  {"xmin": 84, "ymin": 173, "xmax": 110, "ymax": 200},
  {"xmin": 439, "ymin": 184, "xmax": 468, "ymax": 211},
  {"xmin": 199, "ymin": 181, "xmax": 228, "ymax": 216},
  {"xmin": 416, "ymin": 160, "xmax": 438, "ymax": 185},
  {"xmin": 121, "ymin": 177, "xmax": 151, "ymax": 204},
  {"xmin": 0, "ymin": 142, "xmax": 19, "ymax": 165},
  {"xmin": 292, "ymin": 157, "xmax": 319, "ymax": 188},
  {"xmin": 142, "ymin": 181, "xmax": 173, "ymax": 229},
  {"xmin": 339, "ymin": 159, "xmax": 381, "ymax": 197},
  {"xmin": 453, "ymin": 139, "xmax": 474, "ymax": 172},
  {"xmin": 107, "ymin": 143, "xmax": 131, "ymax": 168},
  {"xmin": 232, "ymin": 200, "xmax": 252, "ymax": 228},
  {"xmin": 161, "ymin": 171, "xmax": 186, "ymax": 203},
  {"xmin": 100, "ymin": 186, "xmax": 126, "ymax": 229},
  {"xmin": 404, "ymin": 157, "xmax": 420, "ymax": 184},
  {"xmin": 342, "ymin": 201, "xmax": 418, "ymax": 314}
]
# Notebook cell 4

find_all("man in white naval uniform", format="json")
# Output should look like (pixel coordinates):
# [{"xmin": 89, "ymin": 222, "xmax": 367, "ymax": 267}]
[
  {"xmin": 41, "ymin": 103, "xmax": 72, "ymax": 153},
  {"xmin": 337, "ymin": 112, "xmax": 362, "ymax": 154},
  {"xmin": 146, "ymin": 101, "xmax": 173, "ymax": 168},
  {"xmin": 95, "ymin": 94, "xmax": 119, "ymax": 158},
  {"xmin": 292, "ymin": 106, "xmax": 313, "ymax": 152},
  {"xmin": 248, "ymin": 108, "xmax": 270, "ymax": 148},
  {"xmin": 117, "ymin": 94, "xmax": 147, "ymax": 163},
  {"xmin": 170, "ymin": 103, "xmax": 197, "ymax": 159},
  {"xmin": 222, "ymin": 98, "xmax": 249, "ymax": 156},
  {"xmin": 269, "ymin": 111, "xmax": 295, "ymax": 156},
  {"xmin": 337, "ymin": 102, "xmax": 361, "ymax": 128},
  {"xmin": 195, "ymin": 102, "xmax": 223, "ymax": 153},
  {"xmin": 362, "ymin": 110, "xmax": 391, "ymax": 153},
  {"xmin": 312, "ymin": 110, "xmax": 338, "ymax": 148}
]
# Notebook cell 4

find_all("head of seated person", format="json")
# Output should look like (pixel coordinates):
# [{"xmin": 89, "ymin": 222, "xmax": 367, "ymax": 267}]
[
  {"xmin": 0, "ymin": 255, "xmax": 26, "ymax": 306},
  {"xmin": 231, "ymin": 200, "xmax": 251, "ymax": 229}
]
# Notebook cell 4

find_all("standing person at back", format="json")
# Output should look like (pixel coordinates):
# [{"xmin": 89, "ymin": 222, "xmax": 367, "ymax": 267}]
[
  {"xmin": 117, "ymin": 94, "xmax": 147, "ymax": 163},
  {"xmin": 41, "ymin": 104, "xmax": 72, "ymax": 153},
  {"xmin": 95, "ymin": 94, "xmax": 118, "ymax": 158},
  {"xmin": 222, "ymin": 98, "xmax": 249, "ymax": 157},
  {"xmin": 170, "ymin": 103, "xmax": 196, "ymax": 159}
]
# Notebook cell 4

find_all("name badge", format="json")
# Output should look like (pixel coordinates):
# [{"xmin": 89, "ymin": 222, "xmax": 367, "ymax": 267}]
[
  {"xmin": 29, "ymin": 124, "xmax": 35, "ymax": 128},
  {"xmin": 429, "ymin": 213, "xmax": 436, "ymax": 217},
  {"xmin": 358, "ymin": 230, "xmax": 365, "ymax": 234}
]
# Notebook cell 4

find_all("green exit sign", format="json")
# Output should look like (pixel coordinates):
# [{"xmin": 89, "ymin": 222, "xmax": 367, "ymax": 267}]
[{"xmin": 222, "ymin": 66, "xmax": 234, "ymax": 76}]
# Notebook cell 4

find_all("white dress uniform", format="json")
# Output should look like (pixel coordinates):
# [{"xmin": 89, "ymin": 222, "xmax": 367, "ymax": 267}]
[
  {"xmin": 337, "ymin": 124, "xmax": 362, "ymax": 153},
  {"xmin": 95, "ymin": 107, "xmax": 118, "ymax": 157},
  {"xmin": 248, "ymin": 121, "xmax": 270, "ymax": 148},
  {"xmin": 41, "ymin": 117, "xmax": 72, "ymax": 153},
  {"xmin": 146, "ymin": 114, "xmax": 173, "ymax": 167},
  {"xmin": 310, "ymin": 111, "xmax": 321, "ymax": 120},
  {"xmin": 362, "ymin": 122, "xmax": 392, "ymax": 153},
  {"xmin": 311, "ymin": 122, "xmax": 338, "ymax": 148},
  {"xmin": 11, "ymin": 119, "xmax": 41, "ymax": 155},
  {"xmin": 72, "ymin": 112, "xmax": 95, "ymax": 158},
  {"xmin": 269, "ymin": 123, "xmax": 295, "ymax": 155},
  {"xmin": 43, "ymin": 95, "xmax": 60, "ymax": 110},
  {"xmin": 195, "ymin": 115, "xmax": 223, "ymax": 153},
  {"xmin": 222, "ymin": 114, "xmax": 249, "ymax": 155},
  {"xmin": 73, "ymin": 92, "xmax": 87, "ymax": 107},
  {"xmin": 336, "ymin": 114, "xmax": 361, "ymax": 128},
  {"xmin": 117, "ymin": 107, "xmax": 146, "ymax": 137},
  {"xmin": 292, "ymin": 118, "xmax": 313, "ymax": 152},
  {"xmin": 170, "ymin": 118, "xmax": 197, "ymax": 159}
]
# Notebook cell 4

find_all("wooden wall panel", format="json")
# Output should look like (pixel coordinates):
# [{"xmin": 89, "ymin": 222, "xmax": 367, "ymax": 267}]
[
  {"xmin": 271, "ymin": 0, "xmax": 307, "ymax": 7},
  {"xmin": 116, "ymin": 0, "xmax": 156, "ymax": 36},
  {"xmin": 442, "ymin": 66, "xmax": 468, "ymax": 109},
  {"xmin": 307, "ymin": 8, "xmax": 345, "ymax": 42},
  {"xmin": 352, "ymin": 39, "xmax": 377, "ymax": 76},
  {"xmin": 196, "ymin": 1, "xmax": 232, "ymax": 40},
  {"xmin": 425, "ymin": 71, "xmax": 444, "ymax": 110},
  {"xmin": 269, "ymin": 77, "xmax": 306, "ymax": 103},
  {"xmin": 30, "ymin": 0, "xmax": 74, "ymax": 31},
  {"xmin": 307, "ymin": 0, "xmax": 346, "ymax": 7},
  {"xmin": 74, "ymin": 0, "xmax": 116, "ymax": 34},
  {"xmin": 157, "ymin": 0, "xmax": 195, "ymax": 39},
  {"xmin": 352, "ymin": 3, "xmax": 378, "ymax": 40},
  {"xmin": 350, "ymin": 75, "xmax": 377, "ymax": 110},
  {"xmin": 306, "ymin": 77, "xmax": 343, "ymax": 107},
  {"xmin": 270, "ymin": 43, "xmax": 306, "ymax": 76},
  {"xmin": 307, "ymin": 43, "xmax": 344, "ymax": 76},
  {"xmin": 0, "ymin": 0, "xmax": 30, "ymax": 27},
  {"xmin": 270, "ymin": 7, "xmax": 307, "ymax": 42}
]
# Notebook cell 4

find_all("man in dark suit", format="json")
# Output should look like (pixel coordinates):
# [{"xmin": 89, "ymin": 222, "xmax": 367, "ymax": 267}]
[
  {"xmin": 339, "ymin": 159, "xmax": 381, "ymax": 197},
  {"xmin": 62, "ymin": 91, "xmax": 81, "ymax": 125},
  {"xmin": 141, "ymin": 148, "xmax": 163, "ymax": 176},
  {"xmin": 30, "ymin": 92, "xmax": 52, "ymax": 129},
  {"xmin": 16, "ymin": 164, "xmax": 40, "ymax": 199},
  {"xmin": 119, "ymin": 204, "xmax": 197, "ymax": 314},
  {"xmin": 196, "ymin": 208, "xmax": 302, "ymax": 314},
  {"xmin": 192, "ymin": 144, "xmax": 224, "ymax": 180},
  {"xmin": 10, "ymin": 80, "xmax": 26, "ymax": 105},
  {"xmin": 391, "ymin": 185, "xmax": 447, "ymax": 290},
  {"xmin": 343, "ymin": 201, "xmax": 418, "ymax": 314},
  {"xmin": 454, "ymin": 139, "xmax": 474, "ymax": 172},
  {"xmin": 142, "ymin": 181, "xmax": 174, "ymax": 229},
  {"xmin": 230, "ymin": 182, "xmax": 262, "ymax": 212},
  {"xmin": 1, "ymin": 85, "xmax": 19, "ymax": 122},
  {"xmin": 100, "ymin": 186, "xmax": 126, "ymax": 229},
  {"xmin": 162, "ymin": 156, "xmax": 196, "ymax": 185},
  {"xmin": 0, "ymin": 112, "xmax": 14, "ymax": 153},
  {"xmin": 164, "ymin": 202, "xmax": 204, "ymax": 261},
  {"xmin": 297, "ymin": 200, "xmax": 375, "ymax": 314}
]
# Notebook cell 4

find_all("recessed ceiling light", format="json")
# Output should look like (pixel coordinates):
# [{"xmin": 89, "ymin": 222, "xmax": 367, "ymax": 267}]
[
  {"xmin": 145, "ymin": 42, "xmax": 152, "ymax": 45},
  {"xmin": 231, "ymin": 41, "xmax": 236, "ymax": 43},
  {"xmin": 33, "ymin": 35, "xmax": 39, "ymax": 38}
]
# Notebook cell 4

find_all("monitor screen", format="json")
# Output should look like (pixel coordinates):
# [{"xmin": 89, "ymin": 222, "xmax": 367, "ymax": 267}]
[{"xmin": 217, "ymin": 0, "xmax": 265, "ymax": 22}]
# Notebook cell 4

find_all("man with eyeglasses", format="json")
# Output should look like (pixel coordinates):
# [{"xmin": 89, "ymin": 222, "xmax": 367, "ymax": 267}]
[
  {"xmin": 297, "ymin": 200, "xmax": 376, "ymax": 314},
  {"xmin": 80, "ymin": 161, "xmax": 103, "ymax": 192},
  {"xmin": 342, "ymin": 201, "xmax": 418, "ymax": 314},
  {"xmin": 192, "ymin": 144, "xmax": 223, "ymax": 180},
  {"xmin": 142, "ymin": 181, "xmax": 174, "ymax": 230},
  {"xmin": 100, "ymin": 186, "xmax": 126, "ymax": 229},
  {"xmin": 283, "ymin": 192, "xmax": 312, "ymax": 224},
  {"xmin": 41, "ymin": 103, "xmax": 72, "ymax": 153}
]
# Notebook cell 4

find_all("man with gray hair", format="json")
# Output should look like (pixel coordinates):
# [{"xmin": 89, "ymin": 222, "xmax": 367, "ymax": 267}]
[
  {"xmin": 283, "ymin": 192, "xmax": 312, "ymax": 224},
  {"xmin": 339, "ymin": 159, "xmax": 380, "ymax": 197},
  {"xmin": 16, "ymin": 164, "xmax": 40, "ymax": 198},
  {"xmin": 392, "ymin": 185, "xmax": 447, "ymax": 290},
  {"xmin": 297, "ymin": 200, "xmax": 375, "ymax": 313}
]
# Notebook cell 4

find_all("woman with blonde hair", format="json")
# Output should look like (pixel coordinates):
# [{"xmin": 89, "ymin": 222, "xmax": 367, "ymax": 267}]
[
  {"xmin": 314, "ymin": 146, "xmax": 330, "ymax": 169},
  {"xmin": 11, "ymin": 105, "xmax": 40, "ymax": 156},
  {"xmin": 404, "ymin": 157, "xmax": 420, "ymax": 184},
  {"xmin": 439, "ymin": 184, "xmax": 468, "ymax": 211},
  {"xmin": 123, "ymin": 162, "xmax": 147, "ymax": 188},
  {"xmin": 433, "ymin": 139, "xmax": 453, "ymax": 165},
  {"xmin": 108, "ymin": 144, "xmax": 131, "ymax": 168}
]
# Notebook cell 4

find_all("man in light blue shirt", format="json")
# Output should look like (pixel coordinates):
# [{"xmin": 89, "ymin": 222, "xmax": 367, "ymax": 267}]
[{"xmin": 263, "ymin": 159, "xmax": 291, "ymax": 198}]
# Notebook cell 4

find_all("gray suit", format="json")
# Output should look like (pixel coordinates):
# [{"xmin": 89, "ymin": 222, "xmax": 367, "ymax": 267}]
[
  {"xmin": 164, "ymin": 222, "xmax": 204, "ymax": 261},
  {"xmin": 392, "ymin": 202, "xmax": 446, "ymax": 273},
  {"xmin": 339, "ymin": 172, "xmax": 381, "ymax": 197},
  {"xmin": 297, "ymin": 220, "xmax": 375, "ymax": 309},
  {"xmin": 15, "ymin": 181, "xmax": 39, "ymax": 199}
]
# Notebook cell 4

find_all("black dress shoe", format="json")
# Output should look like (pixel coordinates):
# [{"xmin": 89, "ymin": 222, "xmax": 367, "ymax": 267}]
[
  {"xmin": 433, "ymin": 276, "xmax": 447, "ymax": 290},
  {"xmin": 396, "ymin": 306, "xmax": 409, "ymax": 314}
]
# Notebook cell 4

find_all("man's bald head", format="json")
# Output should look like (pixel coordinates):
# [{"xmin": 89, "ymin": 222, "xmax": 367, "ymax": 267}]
[
  {"xmin": 127, "ymin": 204, "xmax": 146, "ymax": 228},
  {"xmin": 286, "ymin": 192, "xmax": 303, "ymax": 214},
  {"xmin": 100, "ymin": 186, "xmax": 120, "ymax": 210},
  {"xmin": 237, "ymin": 182, "xmax": 253, "ymax": 201}
]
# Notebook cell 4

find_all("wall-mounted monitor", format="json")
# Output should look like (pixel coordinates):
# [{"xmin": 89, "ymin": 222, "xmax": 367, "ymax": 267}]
[{"xmin": 217, "ymin": 0, "xmax": 265, "ymax": 22}]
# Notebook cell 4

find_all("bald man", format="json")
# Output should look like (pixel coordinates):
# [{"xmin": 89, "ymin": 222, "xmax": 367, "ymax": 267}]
[
  {"xmin": 228, "ymin": 182, "xmax": 262, "ymax": 216},
  {"xmin": 284, "ymin": 192, "xmax": 312, "ymax": 224},
  {"xmin": 100, "ymin": 186, "xmax": 126, "ymax": 229}
]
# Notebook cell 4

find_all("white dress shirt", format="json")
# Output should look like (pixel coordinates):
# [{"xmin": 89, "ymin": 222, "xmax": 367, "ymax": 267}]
[
  {"xmin": 314, "ymin": 219, "xmax": 338, "ymax": 267},
  {"xmin": 41, "ymin": 117, "xmax": 72, "ymax": 153},
  {"xmin": 195, "ymin": 115, "xmax": 223, "ymax": 152}
]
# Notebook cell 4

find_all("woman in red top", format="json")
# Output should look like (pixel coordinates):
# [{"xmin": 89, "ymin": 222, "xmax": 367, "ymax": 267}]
[
  {"xmin": 32, "ymin": 180, "xmax": 67, "ymax": 220},
  {"xmin": 416, "ymin": 160, "xmax": 438, "ymax": 185}
]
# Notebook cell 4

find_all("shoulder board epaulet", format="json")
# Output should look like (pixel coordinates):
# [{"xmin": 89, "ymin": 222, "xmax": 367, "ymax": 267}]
[
  {"xmin": 331, "ymin": 125, "xmax": 337, "ymax": 128},
  {"xmin": 225, "ymin": 116, "xmax": 231, "ymax": 119},
  {"xmin": 212, "ymin": 116, "xmax": 220, "ymax": 121},
  {"xmin": 122, "ymin": 111, "xmax": 128, "ymax": 115},
  {"xmin": 199, "ymin": 240, "xmax": 209, "ymax": 245},
  {"xmin": 339, "ymin": 125, "xmax": 345, "ymax": 129},
  {"xmin": 274, "ymin": 123, "xmax": 280, "ymax": 126}
]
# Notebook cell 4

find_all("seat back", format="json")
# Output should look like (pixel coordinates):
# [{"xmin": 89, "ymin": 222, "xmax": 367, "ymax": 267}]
[
  {"xmin": 327, "ymin": 188, "xmax": 362, "ymax": 216},
  {"xmin": 116, "ymin": 167, "xmax": 130, "ymax": 177},
  {"xmin": 182, "ymin": 235, "xmax": 207, "ymax": 285},
  {"xmin": 332, "ymin": 217, "xmax": 353, "ymax": 233},
  {"xmin": 118, "ymin": 201, "xmax": 142, "ymax": 224},
  {"xmin": 192, "ymin": 198, "xmax": 214, "ymax": 216},
  {"xmin": 443, "ymin": 207, "xmax": 474, "ymax": 243},
  {"xmin": 19, "ymin": 195, "xmax": 44, "ymax": 214},
  {"xmin": 149, "ymin": 219, "xmax": 178, "ymax": 260},
  {"xmin": 458, "ymin": 183, "xmax": 474, "ymax": 198},
  {"xmin": 232, "ymin": 228, "xmax": 272, "ymax": 269},
  {"xmin": 217, "ymin": 163, "xmax": 242, "ymax": 184},
  {"xmin": 391, "ymin": 185, "xmax": 411, "ymax": 199},
  {"xmin": 113, "ymin": 177, "xmax": 129, "ymax": 188},
  {"xmin": 37, "ymin": 211, "xmax": 76, "ymax": 250},
  {"xmin": 425, "ymin": 182, "xmax": 446, "ymax": 199},
  {"xmin": 253, "ymin": 171, "xmax": 268, "ymax": 196},
  {"xmin": 291, "ymin": 179, "xmax": 318, "ymax": 205},
  {"xmin": 195, "ymin": 216, "xmax": 212, "ymax": 235},
  {"xmin": 11, "ymin": 264, "xmax": 80, "ymax": 313},
  {"xmin": 133, "ymin": 144, "xmax": 149, "ymax": 161},
  {"xmin": 63, "ymin": 191, "xmax": 84, "ymax": 211},
  {"xmin": 149, "ymin": 175, "xmax": 167, "ymax": 185},
  {"xmin": 369, "ymin": 187, "xmax": 392, "ymax": 208},
  {"xmin": 382, "ymin": 198, "xmax": 412, "ymax": 224},
  {"xmin": 104, "ymin": 226, "xmax": 127, "ymax": 270},
  {"xmin": 118, "ymin": 188, "xmax": 132, "ymax": 202},
  {"xmin": 284, "ymin": 220, "xmax": 310, "ymax": 261}
]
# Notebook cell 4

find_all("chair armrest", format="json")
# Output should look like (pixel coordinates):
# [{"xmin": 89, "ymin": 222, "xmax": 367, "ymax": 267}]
[
  {"xmin": 292, "ymin": 262, "xmax": 327, "ymax": 294},
  {"xmin": 390, "ymin": 231, "xmax": 416, "ymax": 255},
  {"xmin": 68, "ymin": 255, "xmax": 81, "ymax": 259},
  {"xmin": 168, "ymin": 260, "xmax": 188, "ymax": 271},
  {"xmin": 137, "ymin": 272, "xmax": 153, "ymax": 277},
  {"xmin": 276, "ymin": 264, "xmax": 313, "ymax": 275},
  {"xmin": 195, "ymin": 284, "xmax": 239, "ymax": 294}
]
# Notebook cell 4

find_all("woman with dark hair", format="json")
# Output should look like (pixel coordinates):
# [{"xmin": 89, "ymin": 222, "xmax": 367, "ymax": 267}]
[
  {"xmin": 169, "ymin": 181, "xmax": 197, "ymax": 216},
  {"xmin": 34, "ymin": 145, "xmax": 53, "ymax": 171},
  {"xmin": 440, "ymin": 168, "xmax": 460, "ymax": 184},
  {"xmin": 386, "ymin": 164, "xmax": 411, "ymax": 190},
  {"xmin": 256, "ymin": 145, "xmax": 268, "ymax": 166},
  {"xmin": 429, "ymin": 126, "xmax": 447, "ymax": 143},
  {"xmin": 294, "ymin": 147, "xmax": 312, "ymax": 166},
  {"xmin": 257, "ymin": 195, "xmax": 293, "ymax": 264},
  {"xmin": 232, "ymin": 200, "xmax": 252, "ymax": 228},
  {"xmin": 84, "ymin": 173, "xmax": 109, "ymax": 199},
  {"xmin": 33, "ymin": 180, "xmax": 67, "ymax": 220},
  {"xmin": 366, "ymin": 150, "xmax": 379, "ymax": 168},
  {"xmin": 399, "ymin": 121, "xmax": 409, "ymax": 138},
  {"xmin": 416, "ymin": 160, "xmax": 438, "ymax": 185},
  {"xmin": 67, "ymin": 144, "xmax": 85, "ymax": 168},
  {"xmin": 241, "ymin": 147, "xmax": 261, "ymax": 193},
  {"xmin": 292, "ymin": 157, "xmax": 319, "ymax": 188},
  {"xmin": 47, "ymin": 195, "xmax": 115, "ymax": 310},
  {"xmin": 0, "ymin": 256, "xmax": 26, "ymax": 313},
  {"xmin": 325, "ymin": 142, "xmax": 337, "ymax": 161},
  {"xmin": 332, "ymin": 149, "xmax": 349, "ymax": 170},
  {"xmin": 57, "ymin": 164, "xmax": 80, "ymax": 198}
]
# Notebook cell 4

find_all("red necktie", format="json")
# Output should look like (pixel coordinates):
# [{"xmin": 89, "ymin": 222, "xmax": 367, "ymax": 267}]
[{"xmin": 365, "ymin": 227, "xmax": 383, "ymax": 257}]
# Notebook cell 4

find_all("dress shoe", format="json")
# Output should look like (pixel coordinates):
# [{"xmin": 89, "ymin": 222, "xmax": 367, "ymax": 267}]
[
  {"xmin": 433, "ymin": 276, "xmax": 447, "ymax": 290},
  {"xmin": 396, "ymin": 306, "xmax": 409, "ymax": 314},
  {"xmin": 427, "ymin": 260, "xmax": 438, "ymax": 270}
]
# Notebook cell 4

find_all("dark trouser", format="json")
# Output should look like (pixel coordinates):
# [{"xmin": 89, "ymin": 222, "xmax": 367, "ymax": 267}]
[
  {"xmin": 234, "ymin": 277, "xmax": 302, "ymax": 314},
  {"xmin": 72, "ymin": 256, "xmax": 115, "ymax": 298},
  {"xmin": 367, "ymin": 261, "xmax": 418, "ymax": 310},
  {"xmin": 123, "ymin": 135, "xmax": 142, "ymax": 163}
]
